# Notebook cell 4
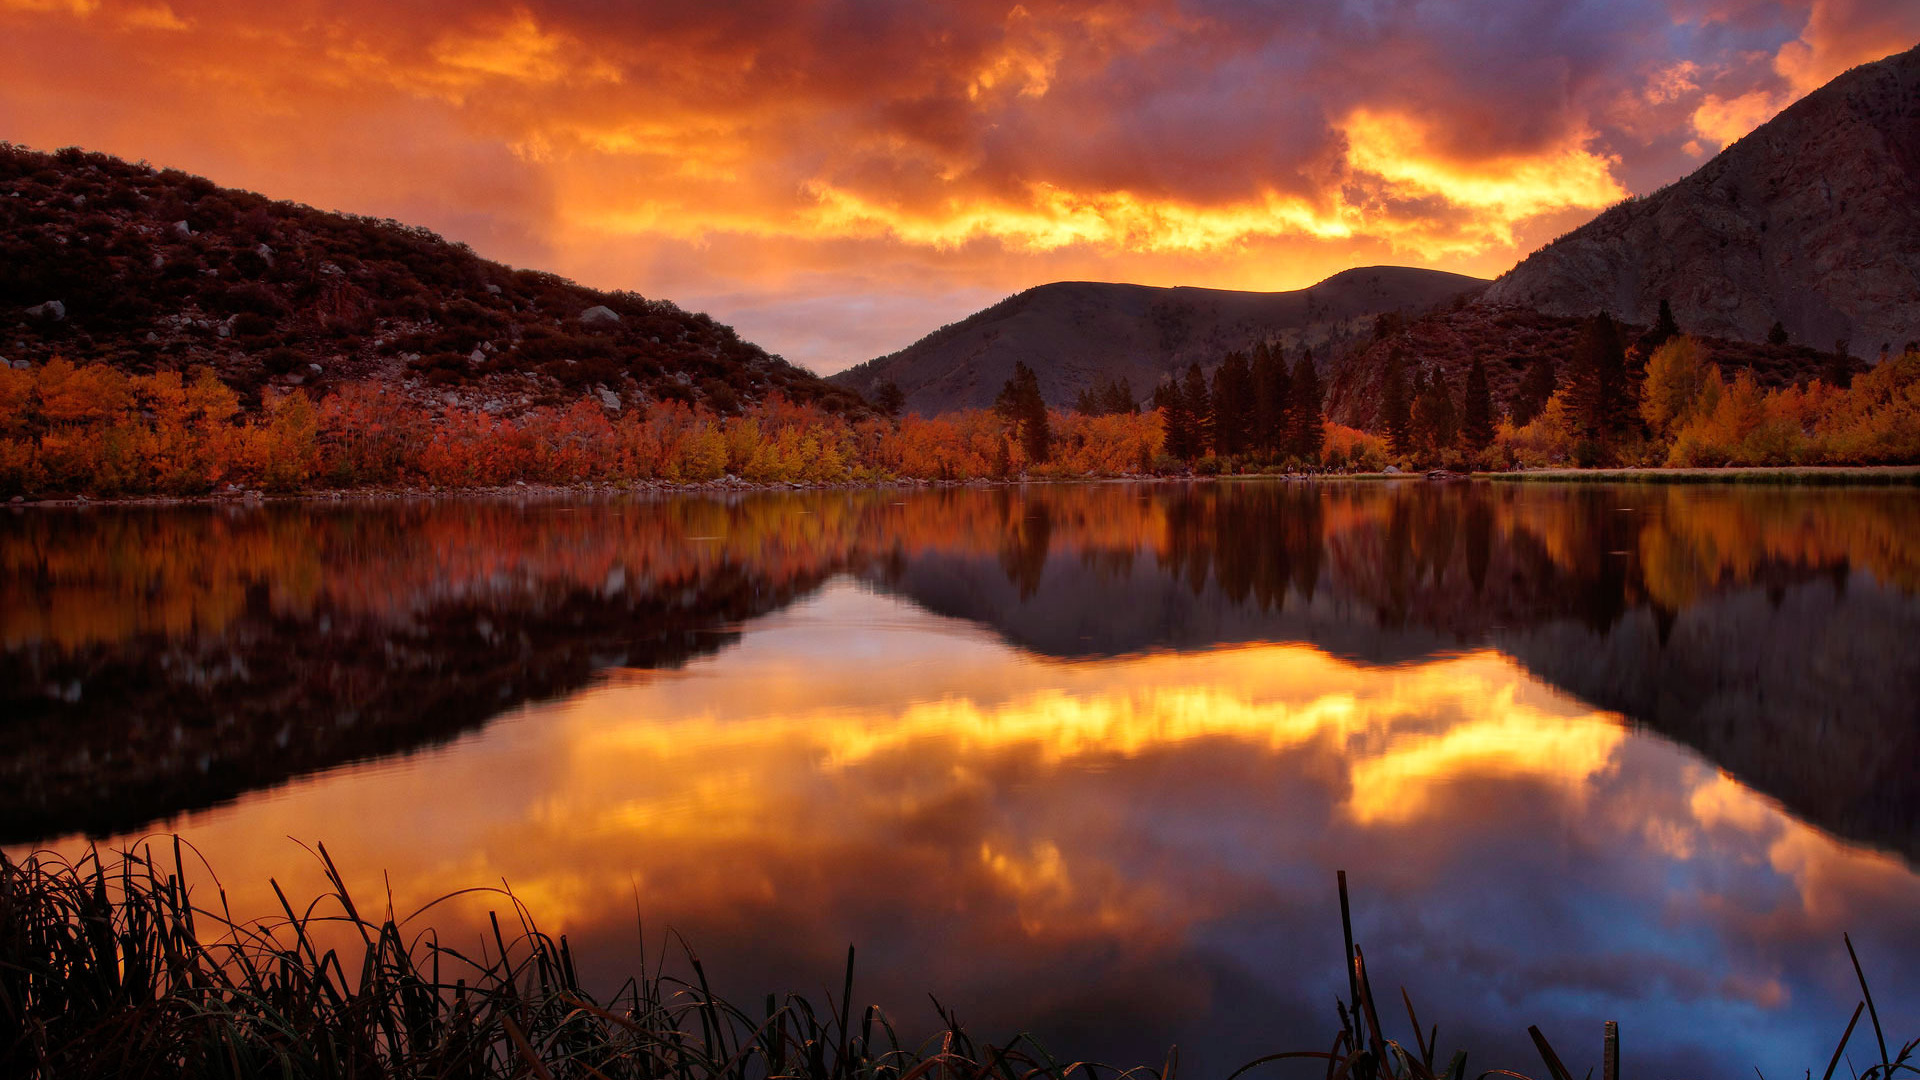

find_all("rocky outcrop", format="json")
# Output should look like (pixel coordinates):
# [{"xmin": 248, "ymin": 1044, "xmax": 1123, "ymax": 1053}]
[{"xmin": 1484, "ymin": 44, "xmax": 1920, "ymax": 354}]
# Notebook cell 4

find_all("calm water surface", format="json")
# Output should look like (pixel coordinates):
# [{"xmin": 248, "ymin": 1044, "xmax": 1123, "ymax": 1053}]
[{"xmin": 4, "ymin": 481, "xmax": 1918, "ymax": 1079}]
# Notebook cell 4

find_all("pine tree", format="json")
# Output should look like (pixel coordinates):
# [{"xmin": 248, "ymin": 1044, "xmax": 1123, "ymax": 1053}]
[
  {"xmin": 1460, "ymin": 355, "xmax": 1494, "ymax": 454},
  {"xmin": 1288, "ymin": 347, "xmax": 1324, "ymax": 463},
  {"xmin": 1512, "ymin": 353, "xmax": 1556, "ymax": 426},
  {"xmin": 1767, "ymin": 321, "xmax": 1790, "ymax": 347},
  {"xmin": 1381, "ymin": 349, "xmax": 1411, "ymax": 458},
  {"xmin": 1252, "ymin": 342, "xmax": 1291, "ymax": 457},
  {"xmin": 1568, "ymin": 312, "xmax": 1629, "ymax": 440},
  {"xmin": 1182, "ymin": 362, "xmax": 1212, "ymax": 457},
  {"xmin": 874, "ymin": 381, "xmax": 905, "ymax": 419},
  {"xmin": 1410, "ymin": 368, "xmax": 1457, "ymax": 462},
  {"xmin": 1211, "ymin": 350, "xmax": 1254, "ymax": 456},
  {"xmin": 994, "ymin": 361, "xmax": 1051, "ymax": 464},
  {"xmin": 1824, "ymin": 339, "xmax": 1856, "ymax": 388},
  {"xmin": 1639, "ymin": 298, "xmax": 1680, "ymax": 352},
  {"xmin": 1102, "ymin": 377, "xmax": 1137, "ymax": 415},
  {"xmin": 1153, "ymin": 376, "xmax": 1195, "ymax": 460}
]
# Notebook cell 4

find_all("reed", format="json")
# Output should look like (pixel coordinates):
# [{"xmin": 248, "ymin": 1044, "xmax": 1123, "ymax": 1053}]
[{"xmin": 1, "ymin": 846, "xmax": 1911, "ymax": 1080}]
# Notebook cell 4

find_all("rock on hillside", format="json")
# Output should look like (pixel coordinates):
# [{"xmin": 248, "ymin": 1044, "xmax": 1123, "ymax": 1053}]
[
  {"xmin": 828, "ymin": 267, "xmax": 1486, "ymax": 415},
  {"xmin": 1483, "ymin": 43, "xmax": 1920, "ymax": 353},
  {"xmin": 0, "ymin": 144, "xmax": 864, "ymax": 415}
]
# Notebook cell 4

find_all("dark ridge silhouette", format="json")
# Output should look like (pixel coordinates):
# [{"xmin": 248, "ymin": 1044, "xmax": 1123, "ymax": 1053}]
[{"xmin": 0, "ymin": 143, "xmax": 866, "ymax": 416}]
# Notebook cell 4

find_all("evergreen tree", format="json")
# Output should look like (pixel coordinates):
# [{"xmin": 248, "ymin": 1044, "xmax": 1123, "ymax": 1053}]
[
  {"xmin": 874, "ymin": 381, "xmax": 905, "ymax": 419},
  {"xmin": 1102, "ymin": 377, "xmax": 1137, "ymax": 415},
  {"xmin": 1460, "ymin": 355, "xmax": 1494, "ymax": 454},
  {"xmin": 1181, "ymin": 362, "xmax": 1212, "ymax": 456},
  {"xmin": 1287, "ymin": 347, "xmax": 1324, "ymax": 463},
  {"xmin": 994, "ymin": 361, "xmax": 1051, "ymax": 464},
  {"xmin": 1767, "ymin": 321, "xmax": 1790, "ymax": 347},
  {"xmin": 1381, "ymin": 348, "xmax": 1411, "ymax": 458},
  {"xmin": 1824, "ymin": 339, "xmax": 1856, "ymax": 388},
  {"xmin": 1410, "ymin": 368, "xmax": 1458, "ymax": 462},
  {"xmin": 1153, "ymin": 376, "xmax": 1195, "ymax": 460},
  {"xmin": 1251, "ymin": 342, "xmax": 1291, "ymax": 457},
  {"xmin": 1568, "ymin": 312, "xmax": 1630, "ymax": 440},
  {"xmin": 1512, "ymin": 353, "xmax": 1556, "ymax": 426},
  {"xmin": 1211, "ymin": 350, "xmax": 1254, "ymax": 456},
  {"xmin": 1074, "ymin": 385, "xmax": 1101, "ymax": 416},
  {"xmin": 1639, "ymin": 298, "xmax": 1680, "ymax": 352}
]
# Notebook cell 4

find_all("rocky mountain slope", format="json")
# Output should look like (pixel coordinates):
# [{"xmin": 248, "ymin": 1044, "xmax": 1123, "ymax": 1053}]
[
  {"xmin": 0, "ymin": 144, "xmax": 864, "ymax": 415},
  {"xmin": 1483, "ymin": 43, "xmax": 1920, "ymax": 353},
  {"xmin": 828, "ymin": 267, "xmax": 1486, "ymax": 414}
]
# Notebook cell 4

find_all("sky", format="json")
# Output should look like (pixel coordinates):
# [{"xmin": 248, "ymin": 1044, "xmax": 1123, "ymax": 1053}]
[{"xmin": 2, "ymin": 1, "xmax": 1918, "ymax": 373}]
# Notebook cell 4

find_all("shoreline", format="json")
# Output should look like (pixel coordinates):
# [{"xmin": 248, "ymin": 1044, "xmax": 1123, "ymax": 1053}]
[
  {"xmin": 10, "ymin": 464, "xmax": 1920, "ymax": 509},
  {"xmin": 1480, "ymin": 465, "xmax": 1920, "ymax": 486}
]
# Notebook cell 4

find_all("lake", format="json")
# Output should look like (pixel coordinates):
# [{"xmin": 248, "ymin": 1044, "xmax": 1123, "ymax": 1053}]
[{"xmin": 4, "ymin": 480, "xmax": 1917, "ymax": 1079}]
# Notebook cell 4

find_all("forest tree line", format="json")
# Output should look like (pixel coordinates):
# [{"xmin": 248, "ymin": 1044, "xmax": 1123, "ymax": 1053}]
[{"xmin": 1376, "ymin": 303, "xmax": 1920, "ymax": 468}]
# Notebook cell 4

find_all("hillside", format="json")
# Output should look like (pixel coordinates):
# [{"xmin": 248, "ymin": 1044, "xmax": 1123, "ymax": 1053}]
[
  {"xmin": 0, "ymin": 144, "xmax": 864, "ymax": 415},
  {"xmin": 1482, "ymin": 43, "xmax": 1920, "ymax": 352},
  {"xmin": 828, "ymin": 267, "xmax": 1487, "ymax": 414}
]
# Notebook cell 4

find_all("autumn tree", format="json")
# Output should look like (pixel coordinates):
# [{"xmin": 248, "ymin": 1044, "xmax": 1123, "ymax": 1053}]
[
  {"xmin": 1459, "ymin": 355, "xmax": 1494, "ymax": 455},
  {"xmin": 1287, "ymin": 347, "xmax": 1324, "ymax": 462},
  {"xmin": 994, "ymin": 361, "xmax": 1051, "ymax": 464},
  {"xmin": 1640, "ymin": 335, "xmax": 1712, "ymax": 439}
]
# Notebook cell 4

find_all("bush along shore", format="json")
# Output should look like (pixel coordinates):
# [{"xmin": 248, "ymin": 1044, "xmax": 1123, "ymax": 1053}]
[
  {"xmin": 3, "ymin": 847, "xmax": 1913, "ymax": 1080},
  {"xmin": 7, "ymin": 337, "xmax": 1920, "ymax": 502}
]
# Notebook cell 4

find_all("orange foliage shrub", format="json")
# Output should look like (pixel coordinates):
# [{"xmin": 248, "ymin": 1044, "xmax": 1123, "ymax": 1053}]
[
  {"xmin": 9, "ymin": 346, "xmax": 1920, "ymax": 498},
  {"xmin": 1321, "ymin": 423, "xmax": 1388, "ymax": 470}
]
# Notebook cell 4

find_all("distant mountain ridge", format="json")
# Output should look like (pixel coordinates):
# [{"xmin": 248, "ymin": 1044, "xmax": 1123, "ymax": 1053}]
[
  {"xmin": 1484, "ymin": 43, "xmax": 1920, "ymax": 353},
  {"xmin": 828, "ymin": 267, "xmax": 1487, "ymax": 414}
]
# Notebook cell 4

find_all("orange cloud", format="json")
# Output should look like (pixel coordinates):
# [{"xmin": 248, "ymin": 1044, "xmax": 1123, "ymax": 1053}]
[
  {"xmin": 1689, "ymin": 0, "xmax": 1920, "ymax": 149},
  {"xmin": 1, "ymin": 0, "xmax": 1914, "ymax": 370}
]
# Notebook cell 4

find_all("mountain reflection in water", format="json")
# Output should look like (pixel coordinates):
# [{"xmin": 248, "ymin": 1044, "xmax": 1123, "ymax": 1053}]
[{"xmin": 4, "ymin": 482, "xmax": 1918, "ymax": 1078}]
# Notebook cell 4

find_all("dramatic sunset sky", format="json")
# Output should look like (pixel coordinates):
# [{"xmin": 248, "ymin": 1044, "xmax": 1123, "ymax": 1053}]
[{"xmin": 2, "ymin": 1, "xmax": 1917, "ymax": 372}]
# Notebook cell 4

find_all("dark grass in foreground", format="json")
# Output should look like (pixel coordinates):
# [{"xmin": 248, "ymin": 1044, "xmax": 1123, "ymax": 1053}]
[
  {"xmin": 1482, "ymin": 466, "xmax": 1920, "ymax": 486},
  {"xmin": 2, "ymin": 850, "xmax": 1914, "ymax": 1080}
]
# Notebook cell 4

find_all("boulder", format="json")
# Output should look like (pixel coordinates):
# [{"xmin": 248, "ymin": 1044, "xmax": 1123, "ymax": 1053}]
[
  {"xmin": 485, "ymin": 284, "xmax": 503, "ymax": 296},
  {"xmin": 172, "ymin": 220, "xmax": 192, "ymax": 239},
  {"xmin": 595, "ymin": 387, "xmax": 622, "ymax": 411},
  {"xmin": 24, "ymin": 300, "xmax": 65, "ymax": 322},
  {"xmin": 579, "ymin": 305, "xmax": 622, "ymax": 328}
]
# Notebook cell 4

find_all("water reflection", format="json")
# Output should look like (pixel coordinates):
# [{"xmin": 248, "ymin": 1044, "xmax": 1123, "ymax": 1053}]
[{"xmin": 3, "ymin": 482, "xmax": 1919, "ymax": 1077}]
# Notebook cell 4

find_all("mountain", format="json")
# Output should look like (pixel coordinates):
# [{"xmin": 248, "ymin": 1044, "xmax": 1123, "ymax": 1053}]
[
  {"xmin": 1483, "ymin": 43, "xmax": 1920, "ymax": 354},
  {"xmin": 827, "ymin": 267, "xmax": 1487, "ymax": 415},
  {"xmin": 0, "ymin": 144, "xmax": 865, "ymax": 415}
]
